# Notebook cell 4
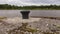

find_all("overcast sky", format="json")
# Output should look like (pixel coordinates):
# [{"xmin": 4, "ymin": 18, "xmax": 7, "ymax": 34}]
[{"xmin": 0, "ymin": 0, "xmax": 60, "ymax": 6}]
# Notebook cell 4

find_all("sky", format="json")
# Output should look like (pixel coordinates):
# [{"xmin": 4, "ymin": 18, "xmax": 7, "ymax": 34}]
[{"xmin": 0, "ymin": 0, "xmax": 60, "ymax": 6}]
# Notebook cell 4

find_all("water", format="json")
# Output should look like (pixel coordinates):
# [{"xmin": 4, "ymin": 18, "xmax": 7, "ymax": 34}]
[
  {"xmin": 0, "ymin": 10, "xmax": 21, "ymax": 17},
  {"xmin": 0, "ymin": 10, "xmax": 60, "ymax": 17}
]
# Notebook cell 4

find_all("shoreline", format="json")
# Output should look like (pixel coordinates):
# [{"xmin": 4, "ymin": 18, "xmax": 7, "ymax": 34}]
[{"xmin": 0, "ymin": 9, "xmax": 60, "ymax": 10}]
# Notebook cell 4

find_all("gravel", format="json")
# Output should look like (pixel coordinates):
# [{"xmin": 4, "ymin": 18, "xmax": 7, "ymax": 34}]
[{"xmin": 0, "ymin": 17, "xmax": 60, "ymax": 34}]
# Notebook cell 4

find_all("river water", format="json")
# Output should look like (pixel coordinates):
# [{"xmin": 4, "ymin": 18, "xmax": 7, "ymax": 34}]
[{"xmin": 0, "ymin": 10, "xmax": 60, "ymax": 17}]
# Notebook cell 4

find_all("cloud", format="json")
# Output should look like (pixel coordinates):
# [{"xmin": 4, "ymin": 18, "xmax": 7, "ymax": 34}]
[
  {"xmin": 0, "ymin": 0, "xmax": 7, "ymax": 4},
  {"xmin": 0, "ymin": 0, "xmax": 60, "ymax": 6}
]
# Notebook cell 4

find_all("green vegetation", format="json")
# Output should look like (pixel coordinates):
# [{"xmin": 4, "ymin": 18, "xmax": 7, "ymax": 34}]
[
  {"xmin": 0, "ymin": 16, "xmax": 7, "ymax": 22},
  {"xmin": 0, "ymin": 4, "xmax": 60, "ymax": 10},
  {"xmin": 0, "ymin": 16, "xmax": 7, "ymax": 19}
]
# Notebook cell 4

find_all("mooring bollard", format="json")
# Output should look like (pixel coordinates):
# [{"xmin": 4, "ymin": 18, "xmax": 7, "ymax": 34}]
[{"xmin": 20, "ymin": 11, "xmax": 30, "ymax": 19}]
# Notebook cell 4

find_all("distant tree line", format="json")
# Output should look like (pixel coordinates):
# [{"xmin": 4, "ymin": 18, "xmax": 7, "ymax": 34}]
[{"xmin": 0, "ymin": 4, "xmax": 60, "ymax": 10}]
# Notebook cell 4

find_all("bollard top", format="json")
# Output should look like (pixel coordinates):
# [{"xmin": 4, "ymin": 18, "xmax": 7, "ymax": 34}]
[{"xmin": 20, "ymin": 10, "xmax": 30, "ymax": 13}]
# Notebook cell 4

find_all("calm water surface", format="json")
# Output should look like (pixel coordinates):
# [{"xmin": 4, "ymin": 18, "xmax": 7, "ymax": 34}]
[{"xmin": 0, "ymin": 10, "xmax": 60, "ymax": 17}]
